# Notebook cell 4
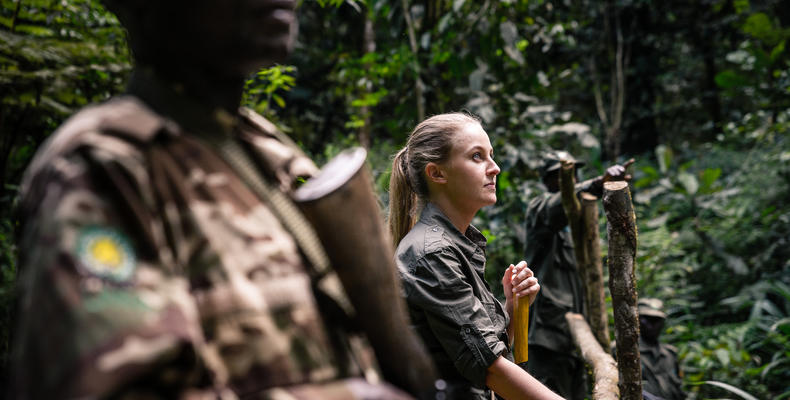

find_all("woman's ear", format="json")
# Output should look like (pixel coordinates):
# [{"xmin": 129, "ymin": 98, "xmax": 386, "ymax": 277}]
[{"xmin": 425, "ymin": 162, "xmax": 447, "ymax": 184}]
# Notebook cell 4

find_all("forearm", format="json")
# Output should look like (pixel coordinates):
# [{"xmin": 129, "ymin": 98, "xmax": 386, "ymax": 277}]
[{"xmin": 485, "ymin": 356, "xmax": 564, "ymax": 400}]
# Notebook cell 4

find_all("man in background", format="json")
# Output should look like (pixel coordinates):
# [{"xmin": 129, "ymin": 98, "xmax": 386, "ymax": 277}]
[
  {"xmin": 638, "ymin": 298, "xmax": 686, "ymax": 400},
  {"xmin": 524, "ymin": 150, "xmax": 632, "ymax": 399}
]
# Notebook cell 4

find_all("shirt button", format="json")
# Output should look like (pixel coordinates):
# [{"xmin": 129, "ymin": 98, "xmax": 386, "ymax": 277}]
[{"xmin": 464, "ymin": 327, "xmax": 471, "ymax": 333}]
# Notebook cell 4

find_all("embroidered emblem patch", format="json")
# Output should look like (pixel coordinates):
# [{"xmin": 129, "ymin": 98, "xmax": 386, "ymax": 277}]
[{"xmin": 76, "ymin": 226, "xmax": 136, "ymax": 283}]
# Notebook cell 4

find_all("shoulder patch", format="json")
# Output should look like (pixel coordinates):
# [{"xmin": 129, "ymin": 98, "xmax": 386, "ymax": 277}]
[{"xmin": 76, "ymin": 226, "xmax": 137, "ymax": 283}]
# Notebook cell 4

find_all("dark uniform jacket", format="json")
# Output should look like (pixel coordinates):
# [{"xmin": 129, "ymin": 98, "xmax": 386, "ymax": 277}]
[
  {"xmin": 640, "ymin": 337, "xmax": 685, "ymax": 400},
  {"xmin": 396, "ymin": 203, "xmax": 512, "ymax": 400},
  {"xmin": 12, "ymin": 71, "xmax": 409, "ymax": 399},
  {"xmin": 524, "ymin": 179, "xmax": 600, "ymax": 353}
]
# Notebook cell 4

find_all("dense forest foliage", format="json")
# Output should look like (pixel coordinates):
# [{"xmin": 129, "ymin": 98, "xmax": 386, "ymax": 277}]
[{"xmin": 1, "ymin": 0, "xmax": 789, "ymax": 398}]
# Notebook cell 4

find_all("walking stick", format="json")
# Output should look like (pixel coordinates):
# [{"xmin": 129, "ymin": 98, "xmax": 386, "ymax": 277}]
[{"xmin": 514, "ymin": 295, "xmax": 529, "ymax": 363}]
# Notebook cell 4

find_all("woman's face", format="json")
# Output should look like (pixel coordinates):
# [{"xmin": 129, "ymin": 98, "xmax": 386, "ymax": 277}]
[{"xmin": 439, "ymin": 122, "xmax": 501, "ymax": 214}]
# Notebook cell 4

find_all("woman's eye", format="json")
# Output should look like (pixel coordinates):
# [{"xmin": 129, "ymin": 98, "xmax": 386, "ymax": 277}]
[{"xmin": 473, "ymin": 152, "xmax": 482, "ymax": 160}]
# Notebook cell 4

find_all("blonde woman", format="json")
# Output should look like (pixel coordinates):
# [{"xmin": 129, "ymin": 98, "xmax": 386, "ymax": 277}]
[{"xmin": 389, "ymin": 113, "xmax": 563, "ymax": 400}]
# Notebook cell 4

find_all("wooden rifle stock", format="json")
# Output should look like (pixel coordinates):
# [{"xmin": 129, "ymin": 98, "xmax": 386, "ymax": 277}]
[{"xmin": 294, "ymin": 147, "xmax": 437, "ymax": 397}]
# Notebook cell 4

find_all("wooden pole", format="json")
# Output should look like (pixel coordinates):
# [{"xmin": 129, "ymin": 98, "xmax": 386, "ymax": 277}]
[
  {"xmin": 513, "ymin": 296, "xmax": 529, "ymax": 363},
  {"xmin": 602, "ymin": 181, "xmax": 642, "ymax": 400},
  {"xmin": 566, "ymin": 312, "xmax": 619, "ymax": 400},
  {"xmin": 581, "ymin": 192, "xmax": 611, "ymax": 350},
  {"xmin": 559, "ymin": 162, "xmax": 583, "ymax": 267},
  {"xmin": 559, "ymin": 160, "xmax": 610, "ymax": 350}
]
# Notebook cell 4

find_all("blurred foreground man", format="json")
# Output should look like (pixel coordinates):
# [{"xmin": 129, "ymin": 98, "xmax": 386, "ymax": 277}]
[
  {"xmin": 638, "ymin": 298, "xmax": 686, "ymax": 400},
  {"xmin": 524, "ymin": 150, "xmax": 632, "ymax": 400},
  {"xmin": 11, "ymin": 1, "xmax": 434, "ymax": 398}
]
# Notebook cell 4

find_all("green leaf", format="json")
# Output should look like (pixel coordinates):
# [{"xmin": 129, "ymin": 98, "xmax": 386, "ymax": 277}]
[
  {"xmin": 498, "ymin": 171, "xmax": 512, "ymax": 190},
  {"xmin": 273, "ymin": 94, "xmax": 285, "ymax": 108},
  {"xmin": 714, "ymin": 348, "xmax": 730, "ymax": 367},
  {"xmin": 698, "ymin": 168, "xmax": 722, "ymax": 193},
  {"xmin": 770, "ymin": 40, "xmax": 786, "ymax": 62},
  {"xmin": 655, "ymin": 144, "xmax": 672, "ymax": 173},
  {"xmin": 733, "ymin": 0, "xmax": 750, "ymax": 15},
  {"xmin": 715, "ymin": 69, "xmax": 750, "ymax": 89},
  {"xmin": 677, "ymin": 171, "xmax": 699, "ymax": 195},
  {"xmin": 742, "ymin": 13, "xmax": 781, "ymax": 44}
]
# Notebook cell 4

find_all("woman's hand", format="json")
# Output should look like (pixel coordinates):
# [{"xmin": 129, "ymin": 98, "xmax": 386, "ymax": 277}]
[{"xmin": 502, "ymin": 261, "xmax": 540, "ymax": 306}]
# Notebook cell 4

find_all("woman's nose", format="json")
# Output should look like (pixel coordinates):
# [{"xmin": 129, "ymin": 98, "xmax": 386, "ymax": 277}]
[{"xmin": 488, "ymin": 160, "xmax": 501, "ymax": 176}]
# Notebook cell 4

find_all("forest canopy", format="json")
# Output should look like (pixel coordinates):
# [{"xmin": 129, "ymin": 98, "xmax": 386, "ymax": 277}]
[{"xmin": 1, "ymin": 0, "xmax": 788, "ymax": 398}]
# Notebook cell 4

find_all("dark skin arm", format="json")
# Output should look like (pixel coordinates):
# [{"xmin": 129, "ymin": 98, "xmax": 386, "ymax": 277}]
[{"xmin": 589, "ymin": 158, "xmax": 635, "ymax": 193}]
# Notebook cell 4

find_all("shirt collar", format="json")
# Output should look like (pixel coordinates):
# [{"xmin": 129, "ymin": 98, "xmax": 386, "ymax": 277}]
[{"xmin": 420, "ymin": 202, "xmax": 487, "ymax": 256}]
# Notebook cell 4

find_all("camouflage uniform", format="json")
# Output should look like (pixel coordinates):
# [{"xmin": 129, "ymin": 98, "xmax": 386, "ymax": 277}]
[{"xmin": 12, "ymin": 71, "xmax": 410, "ymax": 399}]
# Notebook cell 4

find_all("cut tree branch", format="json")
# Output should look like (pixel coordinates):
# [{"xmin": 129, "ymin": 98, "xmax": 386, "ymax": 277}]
[
  {"xmin": 582, "ymin": 192, "xmax": 610, "ymax": 349},
  {"xmin": 603, "ymin": 181, "xmax": 642, "ymax": 400},
  {"xmin": 566, "ymin": 312, "xmax": 619, "ymax": 400}
]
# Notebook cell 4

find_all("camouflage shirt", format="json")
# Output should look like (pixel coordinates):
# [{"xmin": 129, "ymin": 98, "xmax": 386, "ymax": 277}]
[{"xmin": 12, "ymin": 72, "xmax": 410, "ymax": 399}]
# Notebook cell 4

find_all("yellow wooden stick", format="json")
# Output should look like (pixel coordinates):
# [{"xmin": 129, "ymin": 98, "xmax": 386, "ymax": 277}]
[{"xmin": 514, "ymin": 295, "xmax": 529, "ymax": 363}]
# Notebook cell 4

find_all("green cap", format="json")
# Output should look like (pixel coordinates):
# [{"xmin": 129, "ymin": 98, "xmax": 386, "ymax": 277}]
[{"xmin": 638, "ymin": 298, "xmax": 667, "ymax": 319}]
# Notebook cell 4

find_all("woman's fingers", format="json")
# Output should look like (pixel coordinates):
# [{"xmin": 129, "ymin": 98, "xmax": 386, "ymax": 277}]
[{"xmin": 513, "ymin": 277, "xmax": 539, "ymax": 295}]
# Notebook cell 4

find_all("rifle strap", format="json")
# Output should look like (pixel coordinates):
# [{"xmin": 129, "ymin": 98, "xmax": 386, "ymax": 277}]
[{"xmin": 195, "ymin": 126, "xmax": 355, "ymax": 317}]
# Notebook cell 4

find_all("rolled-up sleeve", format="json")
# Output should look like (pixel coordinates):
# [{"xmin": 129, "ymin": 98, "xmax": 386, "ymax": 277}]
[{"xmin": 401, "ymin": 249, "xmax": 507, "ymax": 387}]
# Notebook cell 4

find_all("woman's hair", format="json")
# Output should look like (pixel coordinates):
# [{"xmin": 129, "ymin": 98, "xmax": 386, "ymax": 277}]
[{"xmin": 388, "ymin": 112, "xmax": 481, "ymax": 246}]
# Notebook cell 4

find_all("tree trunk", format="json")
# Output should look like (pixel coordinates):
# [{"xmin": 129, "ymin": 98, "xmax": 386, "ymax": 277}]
[
  {"xmin": 359, "ymin": 7, "xmax": 376, "ymax": 149},
  {"xmin": 581, "ymin": 192, "xmax": 611, "ymax": 350},
  {"xmin": 591, "ymin": 0, "xmax": 627, "ymax": 161},
  {"xmin": 602, "ymin": 181, "xmax": 642, "ymax": 400},
  {"xmin": 566, "ymin": 312, "xmax": 619, "ymax": 400},
  {"xmin": 400, "ymin": 0, "xmax": 426, "ymax": 122}
]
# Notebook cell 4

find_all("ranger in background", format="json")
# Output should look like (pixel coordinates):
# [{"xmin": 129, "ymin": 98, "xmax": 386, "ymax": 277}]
[
  {"xmin": 10, "ymin": 0, "xmax": 434, "ymax": 398},
  {"xmin": 524, "ymin": 150, "xmax": 632, "ymax": 400},
  {"xmin": 638, "ymin": 298, "xmax": 686, "ymax": 400}
]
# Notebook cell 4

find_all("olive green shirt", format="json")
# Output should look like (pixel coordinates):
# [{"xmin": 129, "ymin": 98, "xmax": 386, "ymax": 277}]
[
  {"xmin": 640, "ymin": 337, "xmax": 685, "ymax": 400},
  {"xmin": 396, "ymin": 203, "xmax": 512, "ymax": 399}
]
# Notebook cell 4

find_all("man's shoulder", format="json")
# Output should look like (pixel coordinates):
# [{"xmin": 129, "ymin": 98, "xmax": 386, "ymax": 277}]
[
  {"xmin": 24, "ymin": 96, "xmax": 170, "ymax": 174},
  {"xmin": 525, "ymin": 190, "xmax": 555, "ymax": 212},
  {"xmin": 19, "ymin": 96, "xmax": 174, "ymax": 210},
  {"xmin": 53, "ymin": 95, "xmax": 172, "ymax": 145}
]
